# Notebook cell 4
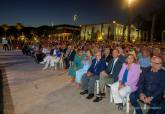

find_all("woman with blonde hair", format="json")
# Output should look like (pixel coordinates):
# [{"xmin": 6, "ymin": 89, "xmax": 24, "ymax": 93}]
[{"xmin": 111, "ymin": 54, "xmax": 141, "ymax": 110}]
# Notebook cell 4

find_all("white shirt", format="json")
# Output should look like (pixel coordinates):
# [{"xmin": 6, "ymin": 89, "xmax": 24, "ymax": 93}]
[
  {"xmin": 42, "ymin": 48, "xmax": 50, "ymax": 54},
  {"xmin": 2, "ymin": 38, "xmax": 8, "ymax": 44},
  {"xmin": 53, "ymin": 49, "xmax": 57, "ymax": 56},
  {"xmin": 110, "ymin": 57, "xmax": 118, "ymax": 74}
]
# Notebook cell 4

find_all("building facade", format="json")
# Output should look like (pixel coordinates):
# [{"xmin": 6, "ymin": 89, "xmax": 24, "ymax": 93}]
[
  {"xmin": 50, "ymin": 24, "xmax": 81, "ymax": 40},
  {"xmin": 80, "ymin": 22, "xmax": 149, "ymax": 42}
]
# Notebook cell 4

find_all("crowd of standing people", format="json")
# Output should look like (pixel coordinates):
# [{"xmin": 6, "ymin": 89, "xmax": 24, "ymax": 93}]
[{"xmin": 1, "ymin": 37, "xmax": 24, "ymax": 51}]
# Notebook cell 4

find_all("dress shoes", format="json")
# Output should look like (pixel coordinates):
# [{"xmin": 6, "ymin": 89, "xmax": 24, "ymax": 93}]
[
  {"xmin": 93, "ymin": 97, "xmax": 103, "ymax": 102},
  {"xmin": 80, "ymin": 90, "xmax": 88, "ymax": 95},
  {"xmin": 86, "ymin": 94, "xmax": 94, "ymax": 99}
]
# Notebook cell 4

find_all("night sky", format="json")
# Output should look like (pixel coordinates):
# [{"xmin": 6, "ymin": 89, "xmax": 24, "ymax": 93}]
[{"xmin": 0, "ymin": 0, "xmax": 164, "ymax": 27}]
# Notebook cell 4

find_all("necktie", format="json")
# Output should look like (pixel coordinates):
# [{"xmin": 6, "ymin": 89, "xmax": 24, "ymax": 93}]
[
  {"xmin": 94, "ymin": 60, "xmax": 98, "ymax": 68},
  {"xmin": 110, "ymin": 59, "xmax": 115, "ymax": 74},
  {"xmin": 94, "ymin": 60, "xmax": 98, "ymax": 72}
]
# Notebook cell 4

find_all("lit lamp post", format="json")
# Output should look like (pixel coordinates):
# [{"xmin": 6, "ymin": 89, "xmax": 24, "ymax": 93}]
[
  {"xmin": 127, "ymin": 0, "xmax": 134, "ymax": 42},
  {"xmin": 113, "ymin": 21, "xmax": 116, "ymax": 41}
]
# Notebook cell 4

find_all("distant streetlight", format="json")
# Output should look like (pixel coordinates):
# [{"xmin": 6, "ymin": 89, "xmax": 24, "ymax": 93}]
[
  {"xmin": 73, "ymin": 14, "xmax": 78, "ymax": 25},
  {"xmin": 127, "ymin": 0, "xmax": 135, "ymax": 42},
  {"xmin": 113, "ymin": 21, "xmax": 116, "ymax": 24},
  {"xmin": 51, "ymin": 21, "xmax": 54, "ymax": 40},
  {"xmin": 113, "ymin": 21, "xmax": 116, "ymax": 41}
]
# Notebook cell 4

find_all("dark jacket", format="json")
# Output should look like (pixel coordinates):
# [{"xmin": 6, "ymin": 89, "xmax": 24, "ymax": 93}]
[
  {"xmin": 88, "ymin": 58, "xmax": 106, "ymax": 76},
  {"xmin": 105, "ymin": 58, "xmax": 123, "ymax": 82},
  {"xmin": 102, "ymin": 54, "xmax": 113, "ymax": 63},
  {"xmin": 68, "ymin": 50, "xmax": 76, "ymax": 61},
  {"xmin": 137, "ymin": 67, "xmax": 165, "ymax": 98},
  {"xmin": 119, "ymin": 54, "xmax": 126, "ymax": 63}
]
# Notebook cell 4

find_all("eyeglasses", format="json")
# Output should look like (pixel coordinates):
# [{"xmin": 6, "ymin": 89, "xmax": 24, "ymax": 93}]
[{"xmin": 151, "ymin": 61, "xmax": 162, "ymax": 65}]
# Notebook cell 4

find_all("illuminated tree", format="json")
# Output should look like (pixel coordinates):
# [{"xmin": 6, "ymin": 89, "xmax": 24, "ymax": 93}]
[{"xmin": 1, "ymin": 24, "xmax": 9, "ymax": 37}]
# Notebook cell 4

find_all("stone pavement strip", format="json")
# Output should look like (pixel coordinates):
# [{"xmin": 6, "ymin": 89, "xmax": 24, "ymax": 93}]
[{"xmin": 0, "ymin": 49, "xmax": 132, "ymax": 114}]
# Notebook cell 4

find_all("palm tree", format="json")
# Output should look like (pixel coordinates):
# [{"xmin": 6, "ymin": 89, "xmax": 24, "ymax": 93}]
[
  {"xmin": 7, "ymin": 26, "xmax": 18, "ymax": 37},
  {"xmin": 1, "ymin": 24, "xmax": 10, "ymax": 37},
  {"xmin": 16, "ymin": 23, "xmax": 24, "ymax": 36},
  {"xmin": 133, "ymin": 14, "xmax": 144, "ymax": 42}
]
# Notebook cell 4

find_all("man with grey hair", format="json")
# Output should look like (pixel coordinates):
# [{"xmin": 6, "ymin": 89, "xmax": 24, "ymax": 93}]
[
  {"xmin": 130, "ymin": 56, "xmax": 165, "ymax": 114},
  {"xmin": 80, "ymin": 51, "xmax": 106, "ymax": 100}
]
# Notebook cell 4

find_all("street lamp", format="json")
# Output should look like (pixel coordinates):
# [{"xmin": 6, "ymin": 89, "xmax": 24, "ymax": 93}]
[
  {"xmin": 113, "ymin": 21, "xmax": 116, "ymax": 41},
  {"xmin": 128, "ymin": 0, "xmax": 134, "ymax": 7},
  {"xmin": 127, "ymin": 0, "xmax": 135, "ymax": 42}
]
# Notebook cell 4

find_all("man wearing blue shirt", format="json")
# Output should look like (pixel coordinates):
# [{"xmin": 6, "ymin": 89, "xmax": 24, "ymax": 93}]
[{"xmin": 138, "ymin": 49, "xmax": 151, "ymax": 71}]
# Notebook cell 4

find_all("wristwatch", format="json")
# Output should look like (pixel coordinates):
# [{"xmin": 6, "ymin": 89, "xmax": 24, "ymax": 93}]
[{"xmin": 150, "ymin": 96, "xmax": 154, "ymax": 101}]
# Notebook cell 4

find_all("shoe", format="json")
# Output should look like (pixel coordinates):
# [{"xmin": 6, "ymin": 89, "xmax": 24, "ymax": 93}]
[
  {"xmin": 93, "ymin": 97, "xmax": 103, "ymax": 102},
  {"xmin": 80, "ymin": 90, "xmax": 88, "ymax": 95},
  {"xmin": 86, "ymin": 94, "xmax": 94, "ymax": 99},
  {"xmin": 42, "ymin": 67, "xmax": 47, "ymax": 70},
  {"xmin": 117, "ymin": 103, "xmax": 123, "ymax": 110},
  {"xmin": 40, "ymin": 61, "xmax": 45, "ymax": 64},
  {"xmin": 100, "ymin": 93, "xmax": 105, "ymax": 97}
]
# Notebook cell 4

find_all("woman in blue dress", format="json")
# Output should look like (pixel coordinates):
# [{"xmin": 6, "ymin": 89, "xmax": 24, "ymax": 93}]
[{"xmin": 75, "ymin": 50, "xmax": 93, "ymax": 88}]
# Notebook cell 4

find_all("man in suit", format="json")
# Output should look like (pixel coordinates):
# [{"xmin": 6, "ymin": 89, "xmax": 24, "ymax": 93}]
[
  {"xmin": 93, "ymin": 48, "xmax": 124, "ymax": 102},
  {"xmin": 130, "ymin": 56, "xmax": 165, "ymax": 114},
  {"xmin": 64, "ymin": 45, "xmax": 76, "ymax": 69},
  {"xmin": 80, "ymin": 51, "xmax": 107, "ymax": 100}
]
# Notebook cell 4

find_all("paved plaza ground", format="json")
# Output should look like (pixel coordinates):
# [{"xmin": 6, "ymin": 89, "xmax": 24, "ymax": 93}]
[{"xmin": 0, "ymin": 49, "xmax": 132, "ymax": 114}]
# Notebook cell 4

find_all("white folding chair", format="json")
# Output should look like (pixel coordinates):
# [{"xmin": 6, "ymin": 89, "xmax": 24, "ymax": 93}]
[
  {"xmin": 106, "ymin": 84, "xmax": 113, "ymax": 103},
  {"xmin": 58, "ymin": 53, "xmax": 64, "ymax": 69},
  {"xmin": 54, "ymin": 53, "xmax": 64, "ymax": 70},
  {"xmin": 133, "ymin": 101, "xmax": 147, "ymax": 114},
  {"xmin": 126, "ymin": 94, "xmax": 130, "ymax": 113},
  {"xmin": 96, "ymin": 80, "xmax": 100, "ymax": 95},
  {"xmin": 106, "ymin": 84, "xmax": 131, "ymax": 113}
]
